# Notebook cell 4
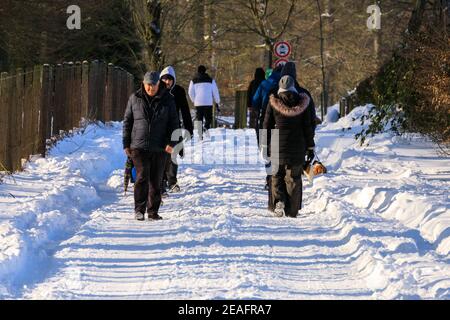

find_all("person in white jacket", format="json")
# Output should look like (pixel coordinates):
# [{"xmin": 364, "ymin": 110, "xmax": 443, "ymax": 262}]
[{"xmin": 188, "ymin": 65, "xmax": 221, "ymax": 132}]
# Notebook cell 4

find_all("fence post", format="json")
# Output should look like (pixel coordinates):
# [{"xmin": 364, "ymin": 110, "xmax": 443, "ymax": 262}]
[
  {"xmin": 339, "ymin": 97, "xmax": 345, "ymax": 117},
  {"xmin": 240, "ymin": 91, "xmax": 247, "ymax": 129},
  {"xmin": 234, "ymin": 91, "xmax": 247, "ymax": 129}
]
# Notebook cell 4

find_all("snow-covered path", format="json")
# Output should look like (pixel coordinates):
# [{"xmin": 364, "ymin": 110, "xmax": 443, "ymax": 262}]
[{"xmin": 1, "ymin": 107, "xmax": 449, "ymax": 299}]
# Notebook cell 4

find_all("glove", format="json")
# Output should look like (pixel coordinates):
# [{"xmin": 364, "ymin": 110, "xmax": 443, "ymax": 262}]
[
  {"xmin": 260, "ymin": 145, "xmax": 271, "ymax": 164},
  {"xmin": 216, "ymin": 104, "xmax": 221, "ymax": 114},
  {"xmin": 306, "ymin": 148, "xmax": 315, "ymax": 164}
]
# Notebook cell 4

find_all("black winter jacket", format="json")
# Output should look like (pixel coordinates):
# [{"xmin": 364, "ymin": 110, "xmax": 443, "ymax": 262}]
[
  {"xmin": 123, "ymin": 85, "xmax": 180, "ymax": 152},
  {"xmin": 263, "ymin": 91, "xmax": 315, "ymax": 166},
  {"xmin": 266, "ymin": 82, "xmax": 318, "ymax": 134}
]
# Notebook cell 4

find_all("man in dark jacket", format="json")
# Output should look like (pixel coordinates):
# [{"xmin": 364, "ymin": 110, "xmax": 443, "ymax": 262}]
[
  {"xmin": 160, "ymin": 66, "xmax": 194, "ymax": 194},
  {"xmin": 247, "ymin": 67, "xmax": 266, "ymax": 130},
  {"xmin": 123, "ymin": 71, "xmax": 180, "ymax": 221},
  {"xmin": 263, "ymin": 75, "xmax": 315, "ymax": 218}
]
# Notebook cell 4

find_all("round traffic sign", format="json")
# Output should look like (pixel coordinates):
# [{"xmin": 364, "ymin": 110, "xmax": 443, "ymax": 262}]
[
  {"xmin": 273, "ymin": 58, "xmax": 289, "ymax": 69},
  {"xmin": 274, "ymin": 41, "xmax": 291, "ymax": 58}
]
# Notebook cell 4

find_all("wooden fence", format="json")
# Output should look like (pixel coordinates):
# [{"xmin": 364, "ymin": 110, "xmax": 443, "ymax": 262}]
[
  {"xmin": 339, "ymin": 94, "xmax": 358, "ymax": 118},
  {"xmin": 0, "ymin": 60, "xmax": 134, "ymax": 172}
]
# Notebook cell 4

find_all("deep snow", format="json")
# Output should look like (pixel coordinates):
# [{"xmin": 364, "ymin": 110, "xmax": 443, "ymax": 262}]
[{"xmin": 0, "ymin": 106, "xmax": 449, "ymax": 299}]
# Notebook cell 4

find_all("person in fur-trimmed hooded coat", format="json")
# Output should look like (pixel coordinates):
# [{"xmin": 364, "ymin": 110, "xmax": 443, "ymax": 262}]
[{"xmin": 263, "ymin": 75, "xmax": 315, "ymax": 218}]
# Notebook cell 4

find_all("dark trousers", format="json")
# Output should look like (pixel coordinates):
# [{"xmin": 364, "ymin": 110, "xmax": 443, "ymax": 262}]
[
  {"xmin": 162, "ymin": 153, "xmax": 178, "ymax": 189},
  {"xmin": 256, "ymin": 107, "xmax": 266, "ymax": 148},
  {"xmin": 131, "ymin": 149, "xmax": 166, "ymax": 214},
  {"xmin": 196, "ymin": 106, "xmax": 213, "ymax": 130},
  {"xmin": 272, "ymin": 164, "xmax": 303, "ymax": 217}
]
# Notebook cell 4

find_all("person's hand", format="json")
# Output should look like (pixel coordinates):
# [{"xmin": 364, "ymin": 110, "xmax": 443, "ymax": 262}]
[
  {"xmin": 216, "ymin": 104, "xmax": 221, "ymax": 113},
  {"xmin": 124, "ymin": 148, "xmax": 132, "ymax": 157},
  {"xmin": 165, "ymin": 145, "xmax": 174, "ymax": 154},
  {"xmin": 306, "ymin": 148, "xmax": 315, "ymax": 164}
]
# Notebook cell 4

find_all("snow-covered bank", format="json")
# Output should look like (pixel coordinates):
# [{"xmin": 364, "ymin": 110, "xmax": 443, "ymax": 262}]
[
  {"xmin": 0, "ymin": 123, "xmax": 126, "ymax": 297},
  {"xmin": 0, "ymin": 106, "xmax": 449, "ymax": 299},
  {"xmin": 317, "ymin": 106, "xmax": 450, "ymax": 256}
]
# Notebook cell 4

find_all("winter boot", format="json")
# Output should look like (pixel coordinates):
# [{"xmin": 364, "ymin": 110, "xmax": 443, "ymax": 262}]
[
  {"xmin": 148, "ymin": 212, "xmax": 163, "ymax": 220},
  {"xmin": 274, "ymin": 202, "xmax": 285, "ymax": 218},
  {"xmin": 135, "ymin": 212, "xmax": 145, "ymax": 221},
  {"xmin": 169, "ymin": 184, "xmax": 181, "ymax": 193}
]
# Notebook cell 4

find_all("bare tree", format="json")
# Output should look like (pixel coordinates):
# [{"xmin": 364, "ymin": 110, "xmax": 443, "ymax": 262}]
[
  {"xmin": 225, "ymin": 0, "xmax": 296, "ymax": 69},
  {"xmin": 129, "ymin": 0, "xmax": 163, "ymax": 70}
]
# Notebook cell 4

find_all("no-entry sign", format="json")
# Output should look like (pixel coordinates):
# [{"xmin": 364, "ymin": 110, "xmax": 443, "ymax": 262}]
[
  {"xmin": 274, "ymin": 41, "xmax": 291, "ymax": 58},
  {"xmin": 273, "ymin": 58, "xmax": 289, "ymax": 69}
]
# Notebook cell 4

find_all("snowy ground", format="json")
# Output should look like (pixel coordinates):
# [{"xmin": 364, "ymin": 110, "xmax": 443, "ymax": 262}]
[{"xmin": 0, "ymin": 106, "xmax": 449, "ymax": 299}]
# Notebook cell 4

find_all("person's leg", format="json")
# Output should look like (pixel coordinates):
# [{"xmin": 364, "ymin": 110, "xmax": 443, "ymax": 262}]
[
  {"xmin": 167, "ymin": 158, "xmax": 178, "ymax": 188},
  {"xmin": 196, "ymin": 106, "xmax": 205, "ymax": 130},
  {"xmin": 161, "ymin": 153, "xmax": 171, "ymax": 194},
  {"xmin": 271, "ymin": 165, "xmax": 287, "ymax": 206},
  {"xmin": 147, "ymin": 152, "xmax": 167, "ymax": 217},
  {"xmin": 204, "ymin": 106, "xmax": 213, "ymax": 130},
  {"xmin": 131, "ymin": 149, "xmax": 150, "ymax": 214},
  {"xmin": 284, "ymin": 164, "xmax": 303, "ymax": 217}
]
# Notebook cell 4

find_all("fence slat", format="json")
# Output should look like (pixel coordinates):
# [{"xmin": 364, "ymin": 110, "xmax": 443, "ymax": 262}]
[
  {"xmin": 62, "ymin": 62, "xmax": 72, "ymax": 131},
  {"xmin": 53, "ymin": 64, "xmax": 63, "ymax": 135},
  {"xmin": 97, "ymin": 61, "xmax": 107, "ymax": 122},
  {"xmin": 112, "ymin": 67, "xmax": 120, "ymax": 121},
  {"xmin": 81, "ymin": 61, "xmax": 89, "ymax": 120},
  {"xmin": 0, "ymin": 72, "xmax": 11, "ymax": 170},
  {"xmin": 13, "ymin": 69, "xmax": 25, "ymax": 171},
  {"xmin": 104, "ymin": 63, "xmax": 114, "ymax": 122},
  {"xmin": 31, "ymin": 65, "xmax": 43, "ymax": 155},
  {"xmin": 22, "ymin": 68, "xmax": 34, "ymax": 160},
  {"xmin": 38, "ymin": 65, "xmax": 51, "ymax": 156},
  {"xmin": 88, "ymin": 61, "xmax": 99, "ymax": 120}
]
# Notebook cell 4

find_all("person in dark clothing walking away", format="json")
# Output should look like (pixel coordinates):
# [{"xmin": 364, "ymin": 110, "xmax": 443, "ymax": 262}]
[
  {"xmin": 262, "ymin": 61, "xmax": 319, "ymax": 204},
  {"xmin": 123, "ymin": 71, "xmax": 180, "ymax": 221},
  {"xmin": 247, "ymin": 68, "xmax": 266, "ymax": 131},
  {"xmin": 263, "ymin": 75, "xmax": 315, "ymax": 218},
  {"xmin": 188, "ymin": 65, "xmax": 221, "ymax": 136},
  {"xmin": 159, "ymin": 66, "xmax": 194, "ymax": 194}
]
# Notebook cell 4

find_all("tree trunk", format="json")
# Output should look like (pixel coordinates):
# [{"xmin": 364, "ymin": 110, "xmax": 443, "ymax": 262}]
[
  {"xmin": 205, "ymin": 1, "xmax": 216, "ymax": 76},
  {"xmin": 407, "ymin": 0, "xmax": 427, "ymax": 35},
  {"xmin": 316, "ymin": 0, "xmax": 327, "ymax": 119},
  {"xmin": 146, "ymin": 0, "xmax": 163, "ymax": 70},
  {"xmin": 193, "ymin": 0, "xmax": 205, "ymax": 66}
]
